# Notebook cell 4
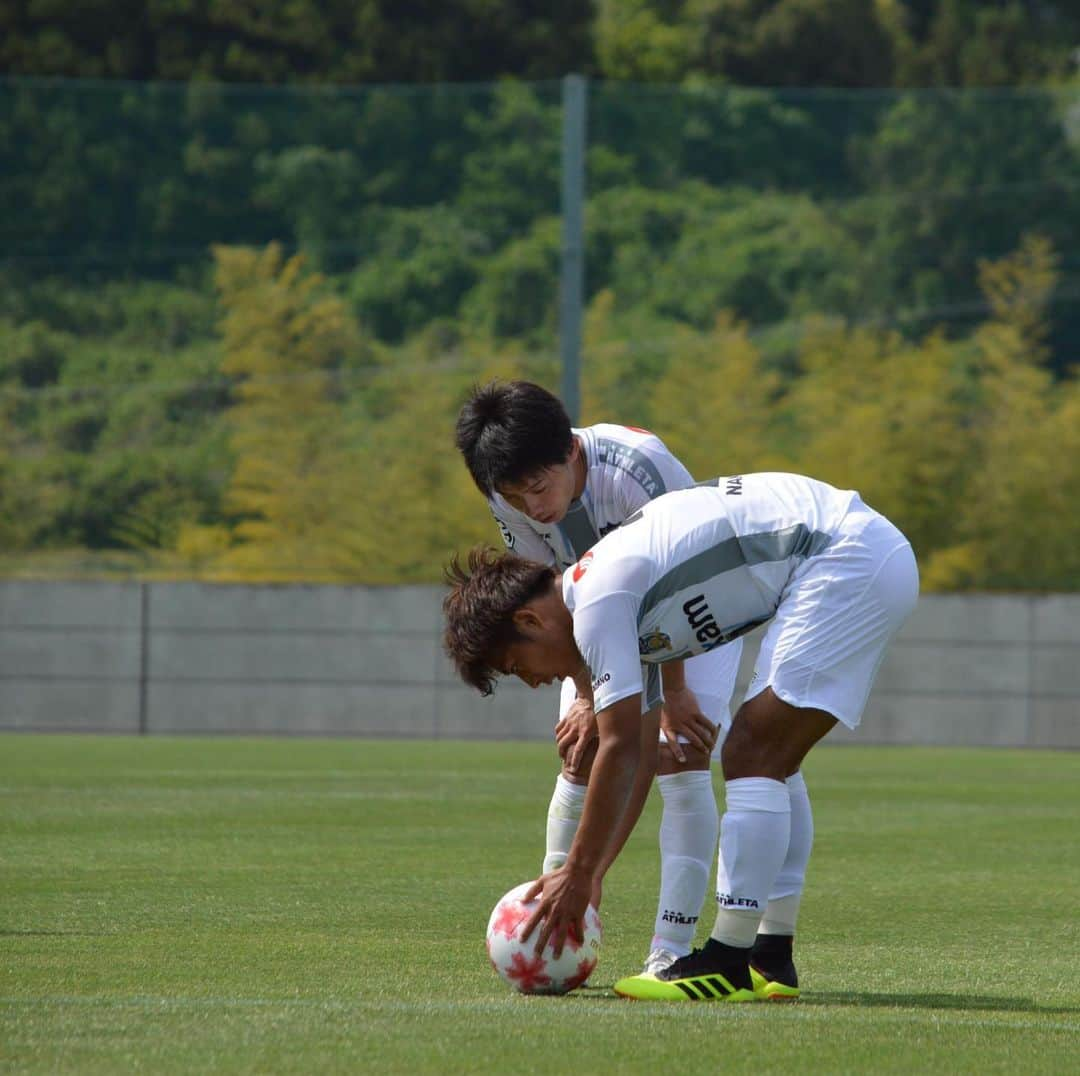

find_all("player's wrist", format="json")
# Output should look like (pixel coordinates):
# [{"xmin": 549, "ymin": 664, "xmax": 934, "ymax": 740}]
[{"xmin": 563, "ymin": 853, "xmax": 600, "ymax": 881}]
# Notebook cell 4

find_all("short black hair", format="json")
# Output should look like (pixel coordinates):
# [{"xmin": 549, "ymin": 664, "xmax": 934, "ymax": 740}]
[
  {"xmin": 442, "ymin": 546, "xmax": 557, "ymax": 695},
  {"xmin": 455, "ymin": 380, "xmax": 573, "ymax": 495}
]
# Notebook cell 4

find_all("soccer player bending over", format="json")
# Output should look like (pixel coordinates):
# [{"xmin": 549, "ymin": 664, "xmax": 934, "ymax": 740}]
[
  {"xmin": 456, "ymin": 381, "xmax": 766, "ymax": 979},
  {"xmin": 443, "ymin": 472, "xmax": 918, "ymax": 1001}
]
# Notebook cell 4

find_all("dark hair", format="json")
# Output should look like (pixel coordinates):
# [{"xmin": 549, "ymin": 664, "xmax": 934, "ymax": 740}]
[
  {"xmin": 455, "ymin": 380, "xmax": 574, "ymax": 495},
  {"xmin": 442, "ymin": 546, "xmax": 556, "ymax": 695}
]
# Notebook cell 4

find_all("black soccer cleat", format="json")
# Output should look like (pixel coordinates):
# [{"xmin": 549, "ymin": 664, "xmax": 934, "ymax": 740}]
[
  {"xmin": 614, "ymin": 938, "xmax": 758, "ymax": 1002},
  {"xmin": 748, "ymin": 933, "xmax": 800, "ymax": 1001}
]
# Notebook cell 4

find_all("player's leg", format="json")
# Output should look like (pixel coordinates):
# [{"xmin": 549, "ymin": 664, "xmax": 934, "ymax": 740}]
[
  {"xmin": 699, "ymin": 691, "xmax": 836, "ymax": 1000},
  {"xmin": 617, "ymin": 691, "xmax": 836, "ymax": 1002},
  {"xmin": 747, "ymin": 507, "xmax": 915, "ymax": 989},
  {"xmin": 542, "ymin": 678, "xmax": 596, "ymax": 872},
  {"xmin": 681, "ymin": 513, "xmax": 918, "ymax": 996},
  {"xmin": 749, "ymin": 767, "xmax": 813, "ymax": 999},
  {"xmin": 646, "ymin": 742, "xmax": 716, "ymax": 973},
  {"xmin": 643, "ymin": 643, "xmax": 740, "ymax": 974},
  {"xmin": 617, "ymin": 508, "xmax": 918, "ymax": 1002}
]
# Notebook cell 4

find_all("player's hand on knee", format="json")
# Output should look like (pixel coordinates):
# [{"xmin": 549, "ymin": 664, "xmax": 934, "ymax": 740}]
[
  {"xmin": 555, "ymin": 698, "xmax": 598, "ymax": 768},
  {"xmin": 660, "ymin": 686, "xmax": 717, "ymax": 762}
]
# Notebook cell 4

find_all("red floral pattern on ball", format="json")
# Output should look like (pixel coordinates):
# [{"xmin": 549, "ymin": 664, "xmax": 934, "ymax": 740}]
[
  {"xmin": 505, "ymin": 951, "xmax": 552, "ymax": 993},
  {"xmin": 491, "ymin": 900, "xmax": 530, "ymax": 940}
]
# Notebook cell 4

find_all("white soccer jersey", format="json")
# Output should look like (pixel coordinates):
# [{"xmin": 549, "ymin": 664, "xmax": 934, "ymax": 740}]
[
  {"xmin": 488, "ymin": 424, "xmax": 694, "ymax": 568},
  {"xmin": 562, "ymin": 473, "xmax": 861, "ymax": 714}
]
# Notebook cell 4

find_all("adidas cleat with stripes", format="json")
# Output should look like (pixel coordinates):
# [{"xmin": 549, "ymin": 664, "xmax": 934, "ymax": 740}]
[
  {"xmin": 613, "ymin": 971, "xmax": 756, "ymax": 1002},
  {"xmin": 614, "ymin": 939, "xmax": 757, "ymax": 1002}
]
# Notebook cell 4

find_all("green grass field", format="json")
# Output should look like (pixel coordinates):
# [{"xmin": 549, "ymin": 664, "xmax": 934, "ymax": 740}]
[{"xmin": 2, "ymin": 735, "xmax": 1078, "ymax": 1074}]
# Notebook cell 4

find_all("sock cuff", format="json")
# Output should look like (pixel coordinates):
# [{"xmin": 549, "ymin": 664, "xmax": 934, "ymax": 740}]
[
  {"xmin": 785, "ymin": 771, "xmax": 808, "ymax": 797},
  {"xmin": 725, "ymin": 777, "xmax": 790, "ymax": 814},
  {"xmin": 656, "ymin": 769, "xmax": 712, "ymax": 801},
  {"xmin": 759, "ymin": 893, "xmax": 802, "ymax": 935},
  {"xmin": 554, "ymin": 773, "xmax": 588, "ymax": 808}
]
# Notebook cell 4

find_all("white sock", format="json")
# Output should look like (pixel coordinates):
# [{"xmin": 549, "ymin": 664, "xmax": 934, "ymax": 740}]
[
  {"xmin": 712, "ymin": 777, "xmax": 791, "ymax": 949},
  {"xmin": 542, "ymin": 773, "xmax": 586, "ymax": 873},
  {"xmin": 651, "ymin": 771, "xmax": 719, "ymax": 957},
  {"xmin": 760, "ymin": 771, "xmax": 814, "ymax": 935}
]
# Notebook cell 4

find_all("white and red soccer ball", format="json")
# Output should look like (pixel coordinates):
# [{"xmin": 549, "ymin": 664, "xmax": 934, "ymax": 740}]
[{"xmin": 485, "ymin": 881, "xmax": 602, "ymax": 995}]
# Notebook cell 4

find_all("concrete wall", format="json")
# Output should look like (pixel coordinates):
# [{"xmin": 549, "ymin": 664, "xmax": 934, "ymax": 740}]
[{"xmin": 1, "ymin": 581, "xmax": 1077, "ymax": 747}]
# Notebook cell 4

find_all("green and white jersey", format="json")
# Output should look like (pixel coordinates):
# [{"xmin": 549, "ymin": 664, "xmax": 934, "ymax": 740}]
[
  {"xmin": 488, "ymin": 424, "xmax": 694, "ymax": 568},
  {"xmin": 562, "ymin": 473, "xmax": 859, "ymax": 714}
]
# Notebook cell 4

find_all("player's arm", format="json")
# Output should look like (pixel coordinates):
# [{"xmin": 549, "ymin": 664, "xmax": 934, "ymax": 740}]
[
  {"xmin": 555, "ymin": 672, "xmax": 597, "ymax": 771},
  {"xmin": 592, "ymin": 701, "xmax": 661, "ymax": 891},
  {"xmin": 524, "ymin": 693, "xmax": 643, "ymax": 956},
  {"xmin": 660, "ymin": 659, "xmax": 717, "ymax": 761}
]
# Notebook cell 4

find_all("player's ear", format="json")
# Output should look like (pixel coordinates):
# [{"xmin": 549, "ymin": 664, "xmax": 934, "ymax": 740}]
[{"xmin": 511, "ymin": 606, "xmax": 544, "ymax": 633}]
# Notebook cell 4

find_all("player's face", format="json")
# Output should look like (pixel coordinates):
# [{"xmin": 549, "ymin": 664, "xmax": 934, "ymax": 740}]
[
  {"xmin": 496, "ymin": 614, "xmax": 580, "ymax": 690},
  {"xmin": 497, "ymin": 464, "xmax": 576, "ymax": 525},
  {"xmin": 496, "ymin": 440, "xmax": 584, "ymax": 525}
]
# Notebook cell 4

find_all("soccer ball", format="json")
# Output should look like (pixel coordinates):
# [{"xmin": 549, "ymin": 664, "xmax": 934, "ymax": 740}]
[{"xmin": 485, "ymin": 881, "xmax": 602, "ymax": 995}]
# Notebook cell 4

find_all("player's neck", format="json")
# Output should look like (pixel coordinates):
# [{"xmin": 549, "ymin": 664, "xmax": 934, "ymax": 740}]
[{"xmin": 571, "ymin": 437, "xmax": 587, "ymax": 500}]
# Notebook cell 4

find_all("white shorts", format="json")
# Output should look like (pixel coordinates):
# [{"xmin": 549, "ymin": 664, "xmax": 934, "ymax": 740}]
[
  {"xmin": 559, "ymin": 639, "xmax": 741, "ymax": 758},
  {"xmin": 744, "ymin": 499, "xmax": 919, "ymax": 730}
]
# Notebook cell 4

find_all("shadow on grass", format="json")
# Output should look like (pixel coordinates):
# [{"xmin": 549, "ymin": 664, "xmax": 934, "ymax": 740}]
[{"xmin": 577, "ymin": 983, "xmax": 1078, "ymax": 1015}]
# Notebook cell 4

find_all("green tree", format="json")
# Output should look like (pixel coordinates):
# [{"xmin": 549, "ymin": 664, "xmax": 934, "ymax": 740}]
[
  {"xmin": 593, "ymin": 0, "xmax": 695, "ymax": 82},
  {"xmin": 343, "ymin": 361, "xmax": 500, "ymax": 582},
  {"xmin": 462, "ymin": 218, "xmax": 561, "ymax": 344},
  {"xmin": 785, "ymin": 318, "xmax": 971, "ymax": 562},
  {"xmin": 209, "ymin": 243, "xmax": 364, "ymax": 580},
  {"xmin": 648, "ymin": 313, "xmax": 787, "ymax": 477},
  {"xmin": 580, "ymin": 290, "xmax": 677, "ymax": 425},
  {"xmin": 646, "ymin": 189, "xmax": 863, "ymax": 328},
  {"xmin": 347, "ymin": 207, "xmax": 485, "ymax": 342},
  {"xmin": 926, "ymin": 236, "xmax": 1080, "ymax": 590},
  {"xmin": 686, "ymin": 0, "xmax": 898, "ymax": 87},
  {"xmin": 848, "ymin": 86, "xmax": 1080, "ymax": 369},
  {"xmin": 0, "ymin": 1, "xmax": 593, "ymax": 83},
  {"xmin": 890, "ymin": 0, "xmax": 1080, "ymax": 87}
]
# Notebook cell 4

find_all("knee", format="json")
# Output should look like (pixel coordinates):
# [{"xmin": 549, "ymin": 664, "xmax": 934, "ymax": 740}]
[
  {"xmin": 720, "ymin": 714, "xmax": 788, "ymax": 781},
  {"xmin": 657, "ymin": 741, "xmax": 712, "ymax": 775},
  {"xmin": 720, "ymin": 718, "xmax": 754, "ymax": 778},
  {"xmin": 561, "ymin": 738, "xmax": 598, "ymax": 783}
]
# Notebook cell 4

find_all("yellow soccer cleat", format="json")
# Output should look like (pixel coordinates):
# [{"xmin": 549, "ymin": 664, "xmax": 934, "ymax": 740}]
[
  {"xmin": 614, "ymin": 970, "xmax": 756, "ymax": 1002},
  {"xmin": 749, "ymin": 964, "xmax": 801, "ymax": 1001},
  {"xmin": 614, "ymin": 940, "xmax": 758, "ymax": 1002}
]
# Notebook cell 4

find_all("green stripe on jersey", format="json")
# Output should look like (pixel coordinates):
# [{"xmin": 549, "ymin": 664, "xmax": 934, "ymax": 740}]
[
  {"xmin": 637, "ymin": 523, "xmax": 831, "ymax": 627},
  {"xmin": 557, "ymin": 500, "xmax": 600, "ymax": 559},
  {"xmin": 596, "ymin": 438, "xmax": 669, "ymax": 501}
]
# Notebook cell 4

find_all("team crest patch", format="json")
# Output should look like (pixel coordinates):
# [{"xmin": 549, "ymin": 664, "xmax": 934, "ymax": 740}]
[{"xmin": 638, "ymin": 630, "xmax": 672, "ymax": 656}]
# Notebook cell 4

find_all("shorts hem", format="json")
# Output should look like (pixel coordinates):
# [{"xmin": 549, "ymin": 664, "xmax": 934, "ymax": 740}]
[{"xmin": 753, "ymin": 679, "xmax": 861, "ymax": 731}]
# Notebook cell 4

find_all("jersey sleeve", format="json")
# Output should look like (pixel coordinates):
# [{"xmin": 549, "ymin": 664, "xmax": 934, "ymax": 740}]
[
  {"xmin": 488, "ymin": 502, "xmax": 555, "ymax": 565},
  {"xmin": 571, "ymin": 591, "xmax": 646, "ymax": 714}
]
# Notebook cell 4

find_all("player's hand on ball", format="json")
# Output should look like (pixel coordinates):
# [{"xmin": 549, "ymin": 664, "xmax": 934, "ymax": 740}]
[
  {"xmin": 660, "ymin": 686, "xmax": 716, "ymax": 761},
  {"xmin": 486, "ymin": 882, "xmax": 602, "ymax": 995},
  {"xmin": 522, "ymin": 864, "xmax": 593, "ymax": 959}
]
